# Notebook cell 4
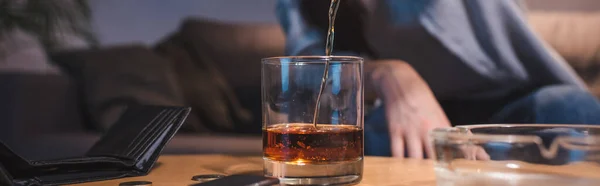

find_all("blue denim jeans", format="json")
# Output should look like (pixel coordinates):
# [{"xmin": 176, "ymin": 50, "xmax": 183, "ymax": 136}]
[{"xmin": 364, "ymin": 85, "xmax": 600, "ymax": 157}]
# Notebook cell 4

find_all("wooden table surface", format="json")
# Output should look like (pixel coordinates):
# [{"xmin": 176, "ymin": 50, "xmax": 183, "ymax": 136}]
[{"xmin": 75, "ymin": 155, "xmax": 437, "ymax": 186}]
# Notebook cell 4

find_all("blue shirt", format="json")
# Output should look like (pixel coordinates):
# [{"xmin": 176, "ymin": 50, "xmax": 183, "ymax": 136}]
[{"xmin": 276, "ymin": 0, "xmax": 585, "ymax": 100}]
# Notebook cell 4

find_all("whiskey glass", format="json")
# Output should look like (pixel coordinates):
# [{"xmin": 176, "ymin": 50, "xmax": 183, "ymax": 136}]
[
  {"xmin": 431, "ymin": 124, "xmax": 600, "ymax": 186},
  {"xmin": 262, "ymin": 56, "xmax": 364, "ymax": 185}
]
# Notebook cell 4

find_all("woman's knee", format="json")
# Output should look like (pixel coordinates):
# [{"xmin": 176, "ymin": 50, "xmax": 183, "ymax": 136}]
[
  {"xmin": 530, "ymin": 84, "xmax": 600, "ymax": 124},
  {"xmin": 491, "ymin": 84, "xmax": 600, "ymax": 124},
  {"xmin": 533, "ymin": 85, "xmax": 593, "ymax": 104}
]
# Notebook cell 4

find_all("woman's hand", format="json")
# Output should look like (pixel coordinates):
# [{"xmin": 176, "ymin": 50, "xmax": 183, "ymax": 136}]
[{"xmin": 368, "ymin": 60, "xmax": 452, "ymax": 159}]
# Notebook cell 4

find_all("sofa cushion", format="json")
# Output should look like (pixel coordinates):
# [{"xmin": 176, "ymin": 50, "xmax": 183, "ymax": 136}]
[
  {"xmin": 155, "ymin": 33, "xmax": 256, "ymax": 133},
  {"xmin": 164, "ymin": 18, "xmax": 285, "ymax": 133},
  {"xmin": 176, "ymin": 18, "xmax": 285, "ymax": 88},
  {"xmin": 50, "ymin": 45, "xmax": 197, "ymax": 131}
]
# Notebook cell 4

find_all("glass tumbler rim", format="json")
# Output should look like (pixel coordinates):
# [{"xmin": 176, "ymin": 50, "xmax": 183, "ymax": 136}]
[
  {"xmin": 262, "ymin": 56, "xmax": 364, "ymax": 65},
  {"xmin": 431, "ymin": 124, "xmax": 600, "ymax": 144}
]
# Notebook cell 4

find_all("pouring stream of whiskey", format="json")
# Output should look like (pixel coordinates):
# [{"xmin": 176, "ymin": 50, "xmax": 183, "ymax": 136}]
[{"xmin": 313, "ymin": 0, "xmax": 341, "ymax": 128}]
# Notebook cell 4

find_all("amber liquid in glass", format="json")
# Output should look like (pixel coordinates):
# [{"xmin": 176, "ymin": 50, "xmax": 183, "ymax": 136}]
[{"xmin": 263, "ymin": 123, "xmax": 363, "ymax": 163}]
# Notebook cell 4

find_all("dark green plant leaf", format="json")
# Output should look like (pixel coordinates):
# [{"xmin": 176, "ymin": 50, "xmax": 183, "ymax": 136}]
[{"xmin": 0, "ymin": 0, "xmax": 98, "ymax": 50}]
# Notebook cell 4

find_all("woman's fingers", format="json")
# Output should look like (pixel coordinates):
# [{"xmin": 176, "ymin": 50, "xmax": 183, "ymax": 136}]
[
  {"xmin": 476, "ymin": 146, "xmax": 491, "ymax": 161},
  {"xmin": 459, "ymin": 145, "xmax": 491, "ymax": 161},
  {"xmin": 423, "ymin": 134, "xmax": 435, "ymax": 159},
  {"xmin": 420, "ymin": 119, "xmax": 436, "ymax": 159},
  {"xmin": 390, "ymin": 130, "xmax": 405, "ymax": 158},
  {"xmin": 405, "ymin": 131, "xmax": 424, "ymax": 159}
]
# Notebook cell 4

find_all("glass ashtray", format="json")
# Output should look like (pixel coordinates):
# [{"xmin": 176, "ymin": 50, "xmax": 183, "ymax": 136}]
[{"xmin": 431, "ymin": 124, "xmax": 600, "ymax": 186}]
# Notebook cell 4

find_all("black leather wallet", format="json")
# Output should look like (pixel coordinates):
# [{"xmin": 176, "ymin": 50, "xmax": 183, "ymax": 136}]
[{"xmin": 0, "ymin": 105, "xmax": 191, "ymax": 186}]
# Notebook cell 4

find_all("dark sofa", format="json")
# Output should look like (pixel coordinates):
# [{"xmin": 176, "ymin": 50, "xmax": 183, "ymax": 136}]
[{"xmin": 0, "ymin": 19, "xmax": 285, "ymax": 160}]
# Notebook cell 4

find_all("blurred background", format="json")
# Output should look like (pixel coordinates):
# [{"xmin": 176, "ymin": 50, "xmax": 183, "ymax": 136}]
[
  {"xmin": 90, "ymin": 0, "xmax": 277, "ymax": 45},
  {"xmin": 0, "ymin": 0, "xmax": 598, "ymax": 160},
  {"xmin": 87, "ymin": 0, "xmax": 600, "ymax": 45}
]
